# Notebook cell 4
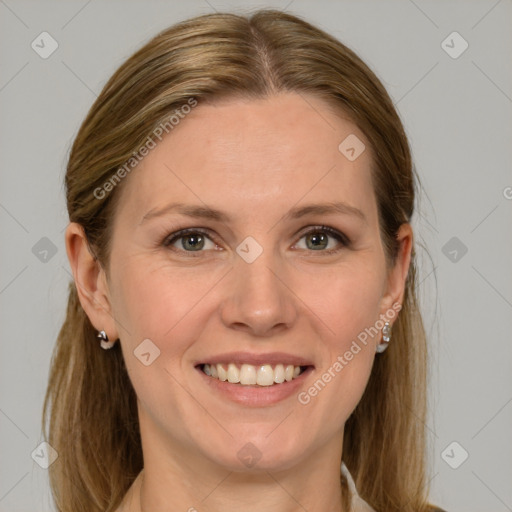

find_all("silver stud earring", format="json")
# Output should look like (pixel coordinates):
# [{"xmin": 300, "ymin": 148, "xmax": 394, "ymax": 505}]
[
  {"xmin": 97, "ymin": 330, "xmax": 116, "ymax": 350},
  {"xmin": 375, "ymin": 322, "xmax": 392, "ymax": 353}
]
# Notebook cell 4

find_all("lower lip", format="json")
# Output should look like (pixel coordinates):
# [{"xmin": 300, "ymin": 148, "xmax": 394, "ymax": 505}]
[{"xmin": 196, "ymin": 366, "xmax": 314, "ymax": 407}]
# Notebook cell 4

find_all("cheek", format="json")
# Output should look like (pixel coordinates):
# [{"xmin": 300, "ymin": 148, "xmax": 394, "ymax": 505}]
[
  {"xmin": 295, "ymin": 260, "xmax": 384, "ymax": 348},
  {"xmin": 289, "ymin": 261, "xmax": 383, "ymax": 410},
  {"xmin": 110, "ymin": 262, "xmax": 215, "ymax": 425},
  {"xmin": 110, "ymin": 259, "xmax": 221, "ymax": 351}
]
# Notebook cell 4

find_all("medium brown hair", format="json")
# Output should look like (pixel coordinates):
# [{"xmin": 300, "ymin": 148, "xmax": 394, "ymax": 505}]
[{"xmin": 44, "ymin": 9, "xmax": 435, "ymax": 511}]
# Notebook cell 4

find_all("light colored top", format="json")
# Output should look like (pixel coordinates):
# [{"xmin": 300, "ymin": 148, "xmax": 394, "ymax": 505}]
[{"xmin": 341, "ymin": 462, "xmax": 377, "ymax": 512}]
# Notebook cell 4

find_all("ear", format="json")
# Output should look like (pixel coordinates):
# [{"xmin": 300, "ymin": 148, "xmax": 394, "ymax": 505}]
[
  {"xmin": 378, "ymin": 223, "xmax": 413, "ymax": 318},
  {"xmin": 64, "ymin": 222, "xmax": 119, "ymax": 342}
]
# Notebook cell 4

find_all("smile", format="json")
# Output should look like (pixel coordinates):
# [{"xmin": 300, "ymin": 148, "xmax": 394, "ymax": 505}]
[{"xmin": 201, "ymin": 363, "xmax": 308, "ymax": 386}]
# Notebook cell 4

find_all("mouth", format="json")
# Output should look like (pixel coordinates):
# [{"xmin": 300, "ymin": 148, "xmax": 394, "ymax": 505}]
[{"xmin": 198, "ymin": 363, "xmax": 310, "ymax": 387}]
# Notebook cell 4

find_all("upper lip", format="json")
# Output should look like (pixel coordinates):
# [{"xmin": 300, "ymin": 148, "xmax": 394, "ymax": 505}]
[{"xmin": 195, "ymin": 351, "xmax": 315, "ymax": 367}]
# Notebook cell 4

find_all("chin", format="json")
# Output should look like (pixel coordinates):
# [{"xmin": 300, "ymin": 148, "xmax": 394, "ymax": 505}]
[{"xmin": 196, "ymin": 427, "xmax": 310, "ymax": 473}]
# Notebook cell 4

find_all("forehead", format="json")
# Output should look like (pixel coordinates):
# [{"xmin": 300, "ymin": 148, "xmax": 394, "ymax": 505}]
[{"xmin": 115, "ymin": 92, "xmax": 377, "ymax": 226}]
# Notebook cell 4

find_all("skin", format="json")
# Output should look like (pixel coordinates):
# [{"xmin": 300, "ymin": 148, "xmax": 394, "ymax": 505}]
[{"xmin": 66, "ymin": 92, "xmax": 412, "ymax": 512}]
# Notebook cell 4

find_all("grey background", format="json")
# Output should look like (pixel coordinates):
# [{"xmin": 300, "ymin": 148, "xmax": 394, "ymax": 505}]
[{"xmin": 1, "ymin": 1, "xmax": 511, "ymax": 511}]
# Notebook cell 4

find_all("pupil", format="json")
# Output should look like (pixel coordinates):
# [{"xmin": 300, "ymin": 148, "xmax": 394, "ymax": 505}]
[
  {"xmin": 183, "ymin": 234, "xmax": 204, "ymax": 251},
  {"xmin": 308, "ymin": 232, "xmax": 327, "ymax": 250}
]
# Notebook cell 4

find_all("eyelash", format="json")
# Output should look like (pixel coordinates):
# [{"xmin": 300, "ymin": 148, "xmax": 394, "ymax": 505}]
[{"xmin": 162, "ymin": 225, "xmax": 350, "ymax": 257}]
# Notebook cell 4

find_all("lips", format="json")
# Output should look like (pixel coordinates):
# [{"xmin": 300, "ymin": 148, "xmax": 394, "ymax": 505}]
[
  {"xmin": 196, "ymin": 351, "xmax": 314, "ymax": 367},
  {"xmin": 197, "ymin": 365, "xmax": 314, "ymax": 407}
]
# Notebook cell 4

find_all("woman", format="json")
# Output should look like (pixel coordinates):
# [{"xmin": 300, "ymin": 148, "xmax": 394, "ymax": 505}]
[{"xmin": 43, "ymin": 9, "xmax": 446, "ymax": 512}]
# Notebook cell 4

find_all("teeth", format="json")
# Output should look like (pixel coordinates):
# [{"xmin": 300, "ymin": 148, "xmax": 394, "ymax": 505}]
[
  {"xmin": 227, "ymin": 363, "xmax": 240, "ymax": 383},
  {"xmin": 217, "ymin": 364, "xmax": 227, "ymax": 382},
  {"xmin": 274, "ymin": 364, "xmax": 285, "ymax": 384},
  {"xmin": 256, "ymin": 364, "xmax": 274, "ymax": 386},
  {"xmin": 202, "ymin": 363, "xmax": 306, "ymax": 386},
  {"xmin": 240, "ymin": 364, "xmax": 257, "ymax": 385},
  {"xmin": 285, "ymin": 364, "xmax": 294, "ymax": 382}
]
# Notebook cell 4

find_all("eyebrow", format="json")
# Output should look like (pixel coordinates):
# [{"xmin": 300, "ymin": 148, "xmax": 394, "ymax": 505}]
[{"xmin": 139, "ymin": 201, "xmax": 367, "ymax": 225}]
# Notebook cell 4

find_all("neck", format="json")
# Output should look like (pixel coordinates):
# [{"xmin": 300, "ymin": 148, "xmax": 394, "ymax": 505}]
[{"xmin": 125, "ymin": 442, "xmax": 345, "ymax": 512}]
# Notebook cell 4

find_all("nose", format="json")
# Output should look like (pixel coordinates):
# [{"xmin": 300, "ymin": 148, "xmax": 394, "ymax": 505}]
[{"xmin": 219, "ymin": 249, "xmax": 298, "ymax": 337}]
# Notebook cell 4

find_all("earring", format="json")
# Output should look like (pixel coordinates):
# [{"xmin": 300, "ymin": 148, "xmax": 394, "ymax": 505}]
[
  {"xmin": 376, "ymin": 322, "xmax": 392, "ymax": 353},
  {"xmin": 97, "ymin": 330, "xmax": 116, "ymax": 350}
]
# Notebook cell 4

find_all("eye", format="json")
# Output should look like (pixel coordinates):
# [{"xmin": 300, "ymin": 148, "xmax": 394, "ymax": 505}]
[
  {"xmin": 293, "ymin": 226, "xmax": 349, "ymax": 253},
  {"xmin": 164, "ymin": 228, "xmax": 218, "ymax": 254},
  {"xmin": 162, "ymin": 225, "xmax": 350, "ymax": 257}
]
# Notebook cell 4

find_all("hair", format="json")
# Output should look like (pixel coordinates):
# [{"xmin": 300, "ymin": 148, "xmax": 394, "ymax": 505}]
[{"xmin": 43, "ymin": 9, "xmax": 436, "ymax": 512}]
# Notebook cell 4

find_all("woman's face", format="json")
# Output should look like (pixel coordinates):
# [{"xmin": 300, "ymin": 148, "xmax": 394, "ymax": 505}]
[{"xmin": 81, "ymin": 93, "xmax": 411, "ymax": 473}]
